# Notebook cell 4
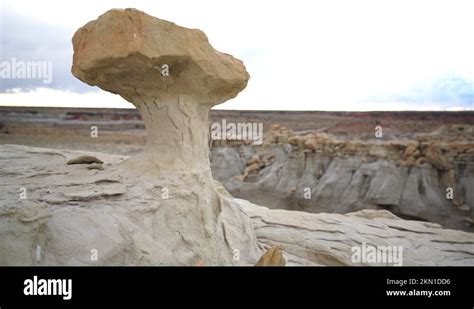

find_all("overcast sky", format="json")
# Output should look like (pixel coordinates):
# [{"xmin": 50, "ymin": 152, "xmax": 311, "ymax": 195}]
[{"xmin": 0, "ymin": 0, "xmax": 473, "ymax": 110}]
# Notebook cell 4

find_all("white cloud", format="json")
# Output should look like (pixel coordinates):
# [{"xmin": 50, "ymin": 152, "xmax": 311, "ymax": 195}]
[
  {"xmin": 0, "ymin": 88, "xmax": 133, "ymax": 108},
  {"xmin": 1, "ymin": 0, "xmax": 474, "ymax": 110}
]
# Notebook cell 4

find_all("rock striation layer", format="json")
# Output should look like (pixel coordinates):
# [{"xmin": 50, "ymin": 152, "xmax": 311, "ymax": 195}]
[
  {"xmin": 1, "ymin": 144, "xmax": 473, "ymax": 266},
  {"xmin": 212, "ymin": 124, "xmax": 474, "ymax": 231}
]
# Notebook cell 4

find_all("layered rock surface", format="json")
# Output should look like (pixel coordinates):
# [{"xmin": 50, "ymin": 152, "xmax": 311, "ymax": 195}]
[
  {"xmin": 1, "ymin": 144, "xmax": 474, "ymax": 266},
  {"xmin": 212, "ymin": 124, "xmax": 474, "ymax": 231},
  {"xmin": 0, "ymin": 144, "xmax": 260, "ymax": 265}
]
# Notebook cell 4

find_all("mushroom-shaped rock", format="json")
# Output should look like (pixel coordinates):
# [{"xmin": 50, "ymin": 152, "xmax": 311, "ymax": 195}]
[
  {"xmin": 70, "ymin": 9, "xmax": 261, "ymax": 266},
  {"xmin": 72, "ymin": 8, "xmax": 249, "ymax": 173}
]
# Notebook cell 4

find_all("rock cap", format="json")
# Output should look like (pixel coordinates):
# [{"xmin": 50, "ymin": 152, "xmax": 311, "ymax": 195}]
[{"xmin": 72, "ymin": 8, "xmax": 249, "ymax": 106}]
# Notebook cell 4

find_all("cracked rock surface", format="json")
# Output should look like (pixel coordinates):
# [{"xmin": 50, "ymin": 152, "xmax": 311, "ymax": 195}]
[
  {"xmin": 0, "ymin": 145, "xmax": 261, "ymax": 265},
  {"xmin": 239, "ymin": 199, "xmax": 474, "ymax": 266},
  {"xmin": 1, "ymin": 144, "xmax": 474, "ymax": 266}
]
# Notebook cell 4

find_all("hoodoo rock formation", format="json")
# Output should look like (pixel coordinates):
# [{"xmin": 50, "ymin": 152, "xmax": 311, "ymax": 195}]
[
  {"xmin": 72, "ymin": 8, "xmax": 249, "ymax": 174},
  {"xmin": 72, "ymin": 8, "xmax": 260, "ymax": 265}
]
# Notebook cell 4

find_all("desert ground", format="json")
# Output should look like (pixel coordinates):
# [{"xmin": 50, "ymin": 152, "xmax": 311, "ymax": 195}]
[{"xmin": 1, "ymin": 107, "xmax": 473, "ymax": 155}]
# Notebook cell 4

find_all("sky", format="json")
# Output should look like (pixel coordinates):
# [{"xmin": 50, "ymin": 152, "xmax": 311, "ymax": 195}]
[{"xmin": 0, "ymin": 0, "xmax": 473, "ymax": 111}]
